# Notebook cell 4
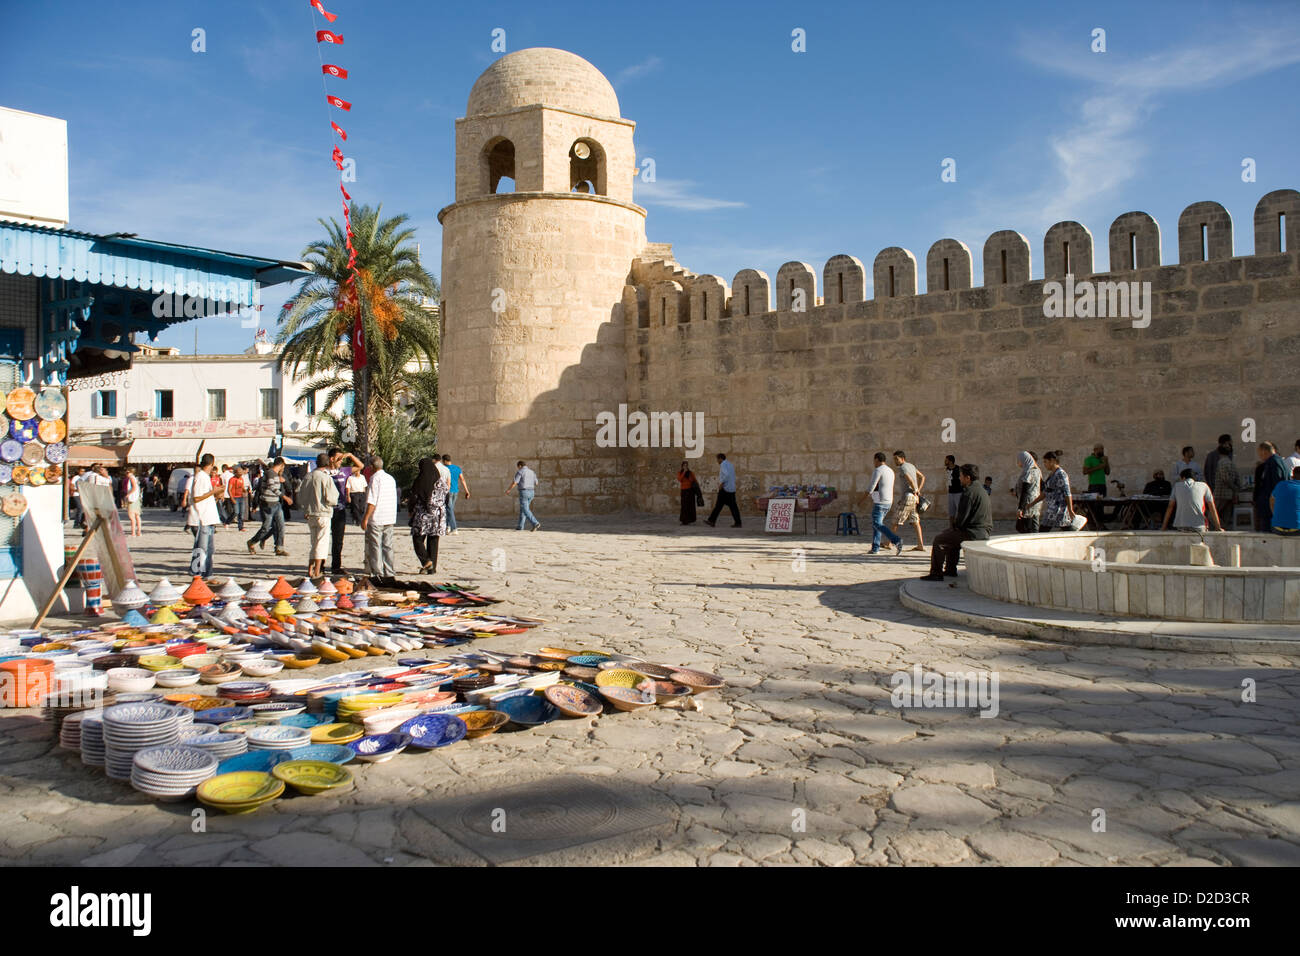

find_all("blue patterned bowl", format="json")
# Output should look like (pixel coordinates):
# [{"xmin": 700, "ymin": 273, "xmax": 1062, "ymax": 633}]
[
  {"xmin": 496, "ymin": 694, "xmax": 558, "ymax": 727},
  {"xmin": 398, "ymin": 714, "xmax": 468, "ymax": 749},
  {"xmin": 193, "ymin": 706, "xmax": 254, "ymax": 725},
  {"xmin": 565, "ymin": 654, "xmax": 610, "ymax": 667},
  {"xmin": 286, "ymin": 743, "xmax": 354, "ymax": 765},
  {"xmin": 347, "ymin": 732, "xmax": 411, "ymax": 763},
  {"xmin": 280, "ymin": 713, "xmax": 326, "ymax": 729}
]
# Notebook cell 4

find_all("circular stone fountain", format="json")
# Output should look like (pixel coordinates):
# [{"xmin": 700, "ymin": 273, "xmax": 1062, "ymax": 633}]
[{"xmin": 962, "ymin": 532, "xmax": 1300, "ymax": 624}]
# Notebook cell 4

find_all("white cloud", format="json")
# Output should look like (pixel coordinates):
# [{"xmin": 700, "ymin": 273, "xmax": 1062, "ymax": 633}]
[
  {"xmin": 942, "ymin": 20, "xmax": 1300, "ymax": 262},
  {"xmin": 636, "ymin": 177, "xmax": 745, "ymax": 211},
  {"xmin": 614, "ymin": 56, "xmax": 663, "ymax": 86}
]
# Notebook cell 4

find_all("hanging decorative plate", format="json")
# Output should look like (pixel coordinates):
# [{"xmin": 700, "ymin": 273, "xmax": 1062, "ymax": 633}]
[
  {"xmin": 45, "ymin": 464, "xmax": 62, "ymax": 482},
  {"xmin": 21, "ymin": 442, "xmax": 44, "ymax": 466},
  {"xmin": 0, "ymin": 440, "xmax": 21, "ymax": 463},
  {"xmin": 0, "ymin": 464, "xmax": 10, "ymax": 483},
  {"xmin": 11, "ymin": 465, "xmax": 30, "ymax": 485},
  {"xmin": 27, "ymin": 468, "xmax": 45, "ymax": 487},
  {"xmin": 1, "ymin": 493, "xmax": 26, "ymax": 517},
  {"xmin": 9, "ymin": 418, "xmax": 37, "ymax": 443},
  {"xmin": 44, "ymin": 442, "xmax": 67, "ymax": 464},
  {"xmin": 38, "ymin": 419, "xmax": 66, "ymax": 443},
  {"xmin": 5, "ymin": 388, "xmax": 35, "ymax": 421},
  {"xmin": 34, "ymin": 388, "xmax": 67, "ymax": 421}
]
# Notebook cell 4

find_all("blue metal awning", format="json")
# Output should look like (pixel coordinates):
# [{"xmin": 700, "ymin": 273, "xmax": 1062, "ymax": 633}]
[{"xmin": 0, "ymin": 221, "xmax": 310, "ymax": 307}]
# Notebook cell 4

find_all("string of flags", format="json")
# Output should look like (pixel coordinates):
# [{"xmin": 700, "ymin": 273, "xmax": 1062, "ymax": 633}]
[{"xmin": 310, "ymin": 0, "xmax": 366, "ymax": 371}]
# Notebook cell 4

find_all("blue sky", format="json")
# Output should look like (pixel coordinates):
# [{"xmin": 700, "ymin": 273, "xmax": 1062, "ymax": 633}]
[{"xmin": 3, "ymin": 0, "xmax": 1298, "ymax": 352}]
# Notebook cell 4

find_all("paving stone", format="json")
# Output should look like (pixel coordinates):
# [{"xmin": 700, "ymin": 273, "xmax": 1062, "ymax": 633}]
[
  {"xmin": 967, "ymin": 830, "xmax": 1060, "ymax": 864},
  {"xmin": 890, "ymin": 830, "xmax": 972, "ymax": 865},
  {"xmin": 916, "ymin": 762, "xmax": 997, "ymax": 788},
  {"xmin": 890, "ymin": 784, "xmax": 999, "ymax": 827}
]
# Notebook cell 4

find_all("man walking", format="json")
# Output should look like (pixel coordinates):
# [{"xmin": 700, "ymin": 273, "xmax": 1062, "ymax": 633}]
[
  {"xmin": 507, "ymin": 460, "xmax": 541, "ymax": 531},
  {"xmin": 704, "ymin": 453, "xmax": 741, "ymax": 528},
  {"xmin": 227, "ymin": 466, "xmax": 248, "ymax": 532},
  {"xmin": 361, "ymin": 455, "xmax": 398, "ymax": 577},
  {"xmin": 921, "ymin": 463, "xmax": 992, "ymax": 581},
  {"xmin": 890, "ymin": 450, "xmax": 926, "ymax": 551},
  {"xmin": 862, "ymin": 452, "xmax": 903, "ymax": 556},
  {"xmin": 301, "ymin": 453, "xmax": 339, "ymax": 578},
  {"xmin": 327, "ymin": 448, "xmax": 364, "ymax": 575},
  {"xmin": 247, "ymin": 457, "xmax": 292, "ymax": 556},
  {"xmin": 441, "ymin": 453, "xmax": 470, "ymax": 533},
  {"xmin": 182, "ymin": 453, "xmax": 223, "ymax": 577}
]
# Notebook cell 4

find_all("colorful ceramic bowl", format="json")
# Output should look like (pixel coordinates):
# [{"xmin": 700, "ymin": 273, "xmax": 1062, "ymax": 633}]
[
  {"xmin": 272, "ymin": 759, "xmax": 353, "ymax": 795},
  {"xmin": 311, "ymin": 722, "xmax": 364, "ymax": 744},
  {"xmin": 459, "ymin": 710, "xmax": 509, "ymax": 739},
  {"xmin": 668, "ymin": 668, "xmax": 725, "ymax": 694},
  {"xmin": 285, "ymin": 743, "xmax": 354, "ymax": 765},
  {"xmin": 347, "ymin": 732, "xmax": 411, "ymax": 763},
  {"xmin": 216, "ymin": 751, "xmax": 295, "ymax": 775},
  {"xmin": 593, "ymin": 668, "xmax": 646, "ymax": 689},
  {"xmin": 599, "ymin": 686, "xmax": 656, "ymax": 712},
  {"xmin": 138, "ymin": 655, "xmax": 183, "ymax": 672},
  {"xmin": 565, "ymin": 653, "xmax": 611, "ymax": 667},
  {"xmin": 196, "ymin": 771, "xmax": 284, "ymax": 813},
  {"xmin": 638, "ymin": 679, "xmax": 693, "ymax": 704},
  {"xmin": 496, "ymin": 694, "xmax": 558, "ymax": 727},
  {"xmin": 544, "ymin": 683, "xmax": 602, "ymax": 717},
  {"xmin": 397, "ymin": 713, "xmax": 467, "ymax": 749}
]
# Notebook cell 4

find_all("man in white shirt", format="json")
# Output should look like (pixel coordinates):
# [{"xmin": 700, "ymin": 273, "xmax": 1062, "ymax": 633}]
[
  {"xmin": 1284, "ymin": 439, "xmax": 1300, "ymax": 481},
  {"xmin": 1161, "ymin": 468, "xmax": 1222, "ymax": 532},
  {"xmin": 704, "ymin": 453, "xmax": 741, "ymax": 528},
  {"xmin": 506, "ymin": 459, "xmax": 541, "ymax": 531},
  {"xmin": 861, "ymin": 452, "xmax": 903, "ymax": 556},
  {"xmin": 182, "ymin": 453, "xmax": 224, "ymax": 576},
  {"xmin": 361, "ymin": 455, "xmax": 398, "ymax": 577}
]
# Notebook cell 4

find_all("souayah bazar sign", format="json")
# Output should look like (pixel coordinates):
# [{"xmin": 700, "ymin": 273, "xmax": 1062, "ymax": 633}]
[{"xmin": 135, "ymin": 420, "xmax": 275, "ymax": 439}]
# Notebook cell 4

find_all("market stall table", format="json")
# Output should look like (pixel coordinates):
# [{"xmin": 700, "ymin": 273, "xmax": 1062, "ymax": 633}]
[{"xmin": 753, "ymin": 491, "xmax": 838, "ymax": 533}]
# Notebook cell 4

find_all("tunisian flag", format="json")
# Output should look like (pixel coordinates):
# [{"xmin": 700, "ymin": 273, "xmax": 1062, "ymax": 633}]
[
  {"xmin": 351, "ymin": 311, "xmax": 366, "ymax": 371},
  {"xmin": 310, "ymin": 1, "xmax": 338, "ymax": 22},
  {"xmin": 316, "ymin": 30, "xmax": 343, "ymax": 44},
  {"xmin": 322, "ymin": 64, "xmax": 349, "ymax": 78},
  {"xmin": 331, "ymin": 121, "xmax": 348, "ymax": 141},
  {"xmin": 327, "ymin": 95, "xmax": 352, "ymax": 111}
]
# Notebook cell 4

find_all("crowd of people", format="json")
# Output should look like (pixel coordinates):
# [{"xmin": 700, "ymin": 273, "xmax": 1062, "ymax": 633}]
[
  {"xmin": 65, "ymin": 449, "xmax": 479, "ymax": 582},
  {"xmin": 678, "ymin": 436, "xmax": 1300, "ymax": 583}
]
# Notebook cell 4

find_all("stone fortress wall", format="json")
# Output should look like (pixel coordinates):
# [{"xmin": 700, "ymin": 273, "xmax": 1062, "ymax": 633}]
[
  {"xmin": 623, "ymin": 189, "xmax": 1300, "ymax": 518},
  {"xmin": 437, "ymin": 50, "xmax": 1299, "ymax": 521}
]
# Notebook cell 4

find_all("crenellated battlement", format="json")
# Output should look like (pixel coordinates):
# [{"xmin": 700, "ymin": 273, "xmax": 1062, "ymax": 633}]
[{"xmin": 628, "ymin": 189, "xmax": 1300, "ymax": 329}]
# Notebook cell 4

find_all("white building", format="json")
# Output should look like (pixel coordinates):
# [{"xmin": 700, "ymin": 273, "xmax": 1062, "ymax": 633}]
[{"xmin": 68, "ymin": 338, "xmax": 342, "ymax": 467}]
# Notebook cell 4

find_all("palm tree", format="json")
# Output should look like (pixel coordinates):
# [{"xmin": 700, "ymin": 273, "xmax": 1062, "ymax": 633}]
[{"xmin": 276, "ymin": 203, "xmax": 440, "ymax": 457}]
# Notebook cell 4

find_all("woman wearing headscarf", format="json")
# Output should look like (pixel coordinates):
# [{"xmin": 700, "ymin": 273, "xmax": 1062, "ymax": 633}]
[
  {"xmin": 1014, "ymin": 451, "xmax": 1042, "ymax": 533},
  {"xmin": 676, "ymin": 461, "xmax": 701, "ymax": 524},
  {"xmin": 408, "ymin": 456, "xmax": 451, "ymax": 573},
  {"xmin": 1027, "ymin": 450, "xmax": 1076, "ymax": 531}
]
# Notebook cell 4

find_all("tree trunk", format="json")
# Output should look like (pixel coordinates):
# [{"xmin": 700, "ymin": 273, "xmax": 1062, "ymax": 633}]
[{"xmin": 354, "ymin": 364, "xmax": 372, "ymax": 461}]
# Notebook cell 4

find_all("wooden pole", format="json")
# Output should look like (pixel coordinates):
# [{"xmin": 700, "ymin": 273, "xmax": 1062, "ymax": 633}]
[{"xmin": 32, "ymin": 517, "xmax": 103, "ymax": 629}]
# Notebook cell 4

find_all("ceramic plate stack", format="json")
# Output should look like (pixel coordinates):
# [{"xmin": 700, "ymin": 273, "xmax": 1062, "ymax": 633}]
[
  {"xmin": 130, "ymin": 746, "xmax": 219, "ymax": 800},
  {"xmin": 101, "ymin": 703, "xmax": 182, "ymax": 780},
  {"xmin": 245, "ymin": 725, "xmax": 312, "ymax": 752},
  {"xmin": 80, "ymin": 715, "xmax": 106, "ymax": 766},
  {"xmin": 176, "ymin": 723, "xmax": 220, "ymax": 745},
  {"xmin": 189, "ymin": 731, "xmax": 247, "ymax": 760},
  {"xmin": 106, "ymin": 667, "xmax": 156, "ymax": 693},
  {"xmin": 220, "ymin": 681, "xmax": 271, "ymax": 704},
  {"xmin": 192, "ymin": 705, "xmax": 254, "ymax": 725},
  {"xmin": 60, "ymin": 709, "xmax": 100, "ymax": 750}
]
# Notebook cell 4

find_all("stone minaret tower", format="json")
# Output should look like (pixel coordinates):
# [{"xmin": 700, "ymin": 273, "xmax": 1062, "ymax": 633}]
[{"xmin": 438, "ymin": 48, "xmax": 647, "ymax": 516}]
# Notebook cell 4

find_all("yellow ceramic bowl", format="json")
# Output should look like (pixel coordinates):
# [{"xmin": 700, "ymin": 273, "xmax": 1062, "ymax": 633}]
[
  {"xmin": 272, "ymin": 760, "xmax": 353, "ymax": 795},
  {"xmin": 311, "ymin": 641, "xmax": 349, "ymax": 663},
  {"xmin": 594, "ymin": 668, "xmax": 647, "ymax": 689},
  {"xmin": 311, "ymin": 722, "xmax": 363, "ymax": 744},
  {"xmin": 196, "ymin": 772, "xmax": 284, "ymax": 814},
  {"xmin": 139, "ymin": 655, "xmax": 183, "ymax": 671}
]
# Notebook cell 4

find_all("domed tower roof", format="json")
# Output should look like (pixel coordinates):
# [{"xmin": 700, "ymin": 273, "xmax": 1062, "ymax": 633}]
[{"xmin": 467, "ymin": 48, "xmax": 620, "ymax": 119}]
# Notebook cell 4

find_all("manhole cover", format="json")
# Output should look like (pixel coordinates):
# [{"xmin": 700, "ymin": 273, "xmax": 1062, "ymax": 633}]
[{"xmin": 430, "ymin": 777, "xmax": 671, "ymax": 864}]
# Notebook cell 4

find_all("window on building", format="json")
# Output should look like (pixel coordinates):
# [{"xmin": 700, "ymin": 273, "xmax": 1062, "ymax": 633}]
[
  {"xmin": 208, "ymin": 389, "xmax": 226, "ymax": 420},
  {"xmin": 260, "ymin": 388, "xmax": 279, "ymax": 420},
  {"xmin": 304, "ymin": 393, "xmax": 316, "ymax": 416},
  {"xmin": 155, "ymin": 390, "xmax": 174, "ymax": 419},
  {"xmin": 485, "ymin": 138, "xmax": 515, "ymax": 194},
  {"xmin": 92, "ymin": 390, "xmax": 117, "ymax": 418},
  {"xmin": 569, "ymin": 139, "xmax": 605, "ymax": 195}
]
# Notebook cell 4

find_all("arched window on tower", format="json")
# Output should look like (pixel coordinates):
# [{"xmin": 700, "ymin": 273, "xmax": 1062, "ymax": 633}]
[
  {"xmin": 569, "ymin": 139, "xmax": 606, "ymax": 195},
  {"xmin": 484, "ymin": 138, "xmax": 515, "ymax": 194}
]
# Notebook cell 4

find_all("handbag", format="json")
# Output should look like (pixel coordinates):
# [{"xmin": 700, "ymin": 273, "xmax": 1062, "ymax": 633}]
[
  {"xmin": 917, "ymin": 495, "xmax": 932, "ymax": 513},
  {"xmin": 692, "ymin": 479, "xmax": 704, "ymax": 507}
]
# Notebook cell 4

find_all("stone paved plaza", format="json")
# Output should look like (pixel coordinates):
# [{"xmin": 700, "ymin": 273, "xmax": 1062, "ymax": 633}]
[{"xmin": 3, "ymin": 507, "xmax": 1299, "ymax": 867}]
